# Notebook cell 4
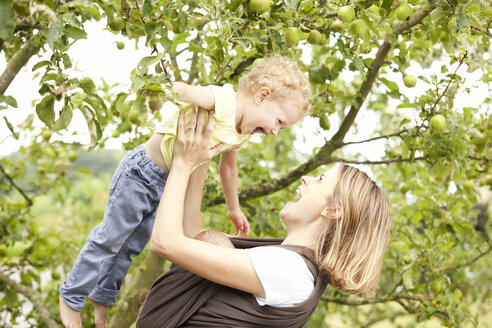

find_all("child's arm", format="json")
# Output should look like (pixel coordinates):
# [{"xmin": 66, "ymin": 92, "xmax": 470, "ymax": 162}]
[
  {"xmin": 161, "ymin": 82, "xmax": 215, "ymax": 111},
  {"xmin": 219, "ymin": 151, "xmax": 250, "ymax": 237}
]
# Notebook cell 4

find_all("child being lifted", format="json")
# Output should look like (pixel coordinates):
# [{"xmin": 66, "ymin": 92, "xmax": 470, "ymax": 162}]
[{"xmin": 59, "ymin": 55, "xmax": 312, "ymax": 328}]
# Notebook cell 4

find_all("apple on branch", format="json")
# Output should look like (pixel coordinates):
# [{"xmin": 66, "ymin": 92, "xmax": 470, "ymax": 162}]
[
  {"xmin": 249, "ymin": 0, "xmax": 271, "ymax": 12},
  {"xmin": 338, "ymin": 6, "xmax": 355, "ymax": 23}
]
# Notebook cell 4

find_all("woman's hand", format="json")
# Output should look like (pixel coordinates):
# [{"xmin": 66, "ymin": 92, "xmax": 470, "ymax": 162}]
[{"xmin": 173, "ymin": 107, "xmax": 224, "ymax": 169}]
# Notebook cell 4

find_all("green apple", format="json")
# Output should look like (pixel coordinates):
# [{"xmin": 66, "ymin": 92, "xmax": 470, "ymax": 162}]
[
  {"xmin": 307, "ymin": 30, "xmax": 323, "ymax": 44},
  {"xmin": 149, "ymin": 94, "xmax": 164, "ymax": 113},
  {"xmin": 319, "ymin": 114, "xmax": 330, "ymax": 130},
  {"xmin": 116, "ymin": 41, "xmax": 125, "ymax": 50},
  {"xmin": 129, "ymin": 109, "xmax": 141, "ymax": 124},
  {"xmin": 396, "ymin": 4, "xmax": 413, "ymax": 21},
  {"xmin": 51, "ymin": 270, "xmax": 61, "ymax": 280},
  {"xmin": 285, "ymin": 27, "xmax": 302, "ymax": 45},
  {"xmin": 68, "ymin": 151, "xmax": 78, "ymax": 162},
  {"xmin": 42, "ymin": 130, "xmax": 52, "ymax": 141},
  {"xmin": 485, "ymin": 173, "xmax": 492, "ymax": 186},
  {"xmin": 349, "ymin": 19, "xmax": 367, "ymax": 35},
  {"xmin": 429, "ymin": 114, "xmax": 447, "ymax": 133},
  {"xmin": 109, "ymin": 17, "xmax": 125, "ymax": 31},
  {"xmin": 430, "ymin": 280, "xmax": 444, "ymax": 294},
  {"xmin": 249, "ymin": 0, "xmax": 271, "ymax": 12},
  {"xmin": 331, "ymin": 20, "xmax": 345, "ymax": 31},
  {"xmin": 403, "ymin": 75, "xmax": 417, "ymax": 87},
  {"xmin": 338, "ymin": 6, "xmax": 355, "ymax": 23}
]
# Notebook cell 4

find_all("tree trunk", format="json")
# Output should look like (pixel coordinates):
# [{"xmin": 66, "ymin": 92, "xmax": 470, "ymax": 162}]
[
  {"xmin": 108, "ymin": 251, "xmax": 167, "ymax": 328},
  {"xmin": 0, "ymin": 40, "xmax": 41, "ymax": 95}
]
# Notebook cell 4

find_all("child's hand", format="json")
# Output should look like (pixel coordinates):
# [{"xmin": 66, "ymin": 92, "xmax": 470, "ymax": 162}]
[{"xmin": 228, "ymin": 209, "xmax": 250, "ymax": 237}]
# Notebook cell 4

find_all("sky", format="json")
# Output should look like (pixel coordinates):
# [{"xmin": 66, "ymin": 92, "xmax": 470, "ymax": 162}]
[{"xmin": 1, "ymin": 20, "xmax": 490, "ymax": 176}]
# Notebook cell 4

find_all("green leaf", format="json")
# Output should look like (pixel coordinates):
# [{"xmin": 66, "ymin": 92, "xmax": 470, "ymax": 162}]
[
  {"xmin": 69, "ymin": 0, "xmax": 101, "ymax": 19},
  {"xmin": 75, "ymin": 167, "xmax": 93, "ymax": 175},
  {"xmin": 53, "ymin": 103, "xmax": 73, "ymax": 130},
  {"xmin": 32, "ymin": 60, "xmax": 52, "ymax": 72},
  {"xmin": 229, "ymin": 0, "xmax": 241, "ymax": 11},
  {"xmin": 402, "ymin": 270, "xmax": 414, "ymax": 289},
  {"xmin": 84, "ymin": 94, "xmax": 108, "ymax": 125},
  {"xmin": 137, "ymin": 54, "xmax": 165, "ymax": 74},
  {"xmin": 5, "ymin": 287, "xmax": 17, "ymax": 306},
  {"xmin": 380, "ymin": 77, "xmax": 400, "ymax": 93},
  {"xmin": 46, "ymin": 20, "xmax": 63, "ymax": 50},
  {"xmin": 381, "ymin": 0, "xmax": 394, "ymax": 15},
  {"xmin": 3, "ymin": 117, "xmax": 18, "ymax": 139},
  {"xmin": 36, "ymin": 95, "xmax": 56, "ymax": 127},
  {"xmin": 80, "ymin": 105, "xmax": 102, "ymax": 145},
  {"xmin": 309, "ymin": 65, "xmax": 330, "ymax": 84},
  {"xmin": 110, "ymin": 92, "xmax": 129, "ymax": 115},
  {"xmin": 65, "ymin": 25, "xmax": 88, "ymax": 40},
  {"xmin": 451, "ymin": 7, "xmax": 470, "ymax": 34},
  {"xmin": 0, "ymin": 0, "xmax": 16, "ymax": 42},
  {"xmin": 79, "ymin": 77, "xmax": 97, "ymax": 94},
  {"xmin": 142, "ymin": 0, "xmax": 153, "ymax": 17},
  {"xmin": 0, "ymin": 95, "xmax": 18, "ymax": 108}
]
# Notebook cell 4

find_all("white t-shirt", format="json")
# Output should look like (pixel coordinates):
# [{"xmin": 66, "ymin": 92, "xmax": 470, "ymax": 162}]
[{"xmin": 246, "ymin": 246, "xmax": 314, "ymax": 307}]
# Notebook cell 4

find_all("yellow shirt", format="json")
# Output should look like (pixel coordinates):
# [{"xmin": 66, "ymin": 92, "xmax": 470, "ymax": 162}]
[{"xmin": 155, "ymin": 85, "xmax": 250, "ymax": 169}]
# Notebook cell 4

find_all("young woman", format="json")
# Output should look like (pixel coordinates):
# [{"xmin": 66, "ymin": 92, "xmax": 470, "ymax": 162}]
[{"xmin": 138, "ymin": 108, "xmax": 392, "ymax": 327}]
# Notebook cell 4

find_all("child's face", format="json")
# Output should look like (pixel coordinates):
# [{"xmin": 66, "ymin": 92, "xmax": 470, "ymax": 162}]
[{"xmin": 238, "ymin": 89, "xmax": 303, "ymax": 136}]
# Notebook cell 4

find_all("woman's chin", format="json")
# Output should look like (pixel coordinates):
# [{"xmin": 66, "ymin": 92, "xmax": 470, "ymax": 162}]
[{"xmin": 279, "ymin": 201, "xmax": 295, "ymax": 219}]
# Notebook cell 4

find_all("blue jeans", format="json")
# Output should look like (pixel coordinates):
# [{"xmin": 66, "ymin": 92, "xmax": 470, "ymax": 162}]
[{"xmin": 59, "ymin": 145, "xmax": 168, "ymax": 311}]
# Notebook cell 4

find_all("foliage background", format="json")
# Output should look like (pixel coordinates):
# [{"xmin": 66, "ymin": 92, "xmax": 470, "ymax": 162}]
[{"xmin": 0, "ymin": 0, "xmax": 491, "ymax": 327}]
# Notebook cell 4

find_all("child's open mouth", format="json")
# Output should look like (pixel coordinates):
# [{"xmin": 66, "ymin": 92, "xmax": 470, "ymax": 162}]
[{"xmin": 253, "ymin": 127, "xmax": 265, "ymax": 134}]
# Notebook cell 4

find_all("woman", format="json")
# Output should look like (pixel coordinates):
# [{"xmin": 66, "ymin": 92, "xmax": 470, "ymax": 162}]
[{"xmin": 137, "ymin": 109, "xmax": 391, "ymax": 327}]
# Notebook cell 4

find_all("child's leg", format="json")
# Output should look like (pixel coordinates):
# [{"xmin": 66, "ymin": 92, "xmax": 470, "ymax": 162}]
[{"xmin": 59, "ymin": 145, "xmax": 168, "ymax": 312}]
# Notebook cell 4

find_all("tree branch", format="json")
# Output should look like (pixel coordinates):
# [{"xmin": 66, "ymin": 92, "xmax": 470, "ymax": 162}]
[
  {"xmin": 431, "ymin": 51, "xmax": 466, "ymax": 113},
  {"xmin": 0, "ymin": 40, "xmax": 41, "ymax": 95},
  {"xmin": 439, "ymin": 243, "xmax": 492, "ymax": 277},
  {"xmin": 0, "ymin": 270, "xmax": 59, "ymax": 328},
  {"xmin": 468, "ymin": 155, "xmax": 492, "ymax": 163},
  {"xmin": 225, "ymin": 55, "xmax": 258, "ymax": 83},
  {"xmin": 342, "ymin": 129, "xmax": 410, "ymax": 146},
  {"xmin": 0, "ymin": 163, "xmax": 33, "ymax": 206},
  {"xmin": 471, "ymin": 25, "xmax": 492, "ymax": 38},
  {"xmin": 321, "ymin": 293, "xmax": 424, "ymax": 306},
  {"xmin": 331, "ymin": 157, "xmax": 425, "ymax": 165},
  {"xmin": 187, "ymin": 33, "xmax": 203, "ymax": 84}
]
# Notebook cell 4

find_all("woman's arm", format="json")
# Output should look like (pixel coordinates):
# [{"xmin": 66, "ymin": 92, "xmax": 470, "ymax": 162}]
[
  {"xmin": 182, "ymin": 161, "xmax": 209, "ymax": 238},
  {"xmin": 149, "ymin": 109, "xmax": 265, "ymax": 298}
]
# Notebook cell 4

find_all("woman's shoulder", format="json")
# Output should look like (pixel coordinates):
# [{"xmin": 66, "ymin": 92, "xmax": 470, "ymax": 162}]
[{"xmin": 246, "ymin": 246, "xmax": 315, "ymax": 307}]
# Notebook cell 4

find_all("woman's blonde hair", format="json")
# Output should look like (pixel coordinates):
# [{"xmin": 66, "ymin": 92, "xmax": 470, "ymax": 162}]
[
  {"xmin": 238, "ymin": 55, "xmax": 312, "ymax": 114},
  {"xmin": 315, "ymin": 164, "xmax": 392, "ymax": 297}
]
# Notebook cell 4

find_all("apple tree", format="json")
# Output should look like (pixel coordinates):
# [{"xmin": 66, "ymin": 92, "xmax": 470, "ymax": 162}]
[{"xmin": 0, "ymin": 0, "xmax": 491, "ymax": 327}]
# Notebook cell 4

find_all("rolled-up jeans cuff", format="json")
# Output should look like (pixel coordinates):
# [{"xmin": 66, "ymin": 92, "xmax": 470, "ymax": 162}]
[{"xmin": 88, "ymin": 285, "xmax": 120, "ymax": 306}]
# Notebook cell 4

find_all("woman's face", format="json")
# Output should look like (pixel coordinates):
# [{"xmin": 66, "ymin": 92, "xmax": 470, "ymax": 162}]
[{"xmin": 279, "ymin": 166, "xmax": 339, "ymax": 223}]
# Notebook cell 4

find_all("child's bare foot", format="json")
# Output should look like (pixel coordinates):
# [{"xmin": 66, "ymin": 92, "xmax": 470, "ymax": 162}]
[
  {"xmin": 89, "ymin": 299, "xmax": 111, "ymax": 328},
  {"xmin": 59, "ymin": 295, "xmax": 82, "ymax": 328}
]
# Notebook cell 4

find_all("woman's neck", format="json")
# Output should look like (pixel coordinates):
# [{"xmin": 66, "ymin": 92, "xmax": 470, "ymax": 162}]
[{"xmin": 281, "ymin": 230, "xmax": 316, "ymax": 250}]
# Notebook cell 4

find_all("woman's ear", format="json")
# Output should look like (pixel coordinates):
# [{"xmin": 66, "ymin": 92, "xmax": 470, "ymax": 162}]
[
  {"xmin": 321, "ymin": 205, "xmax": 342, "ymax": 220},
  {"xmin": 254, "ymin": 87, "xmax": 272, "ymax": 105}
]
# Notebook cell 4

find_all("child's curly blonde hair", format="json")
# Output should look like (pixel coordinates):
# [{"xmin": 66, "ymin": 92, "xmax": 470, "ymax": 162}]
[{"xmin": 238, "ymin": 55, "xmax": 312, "ymax": 114}]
